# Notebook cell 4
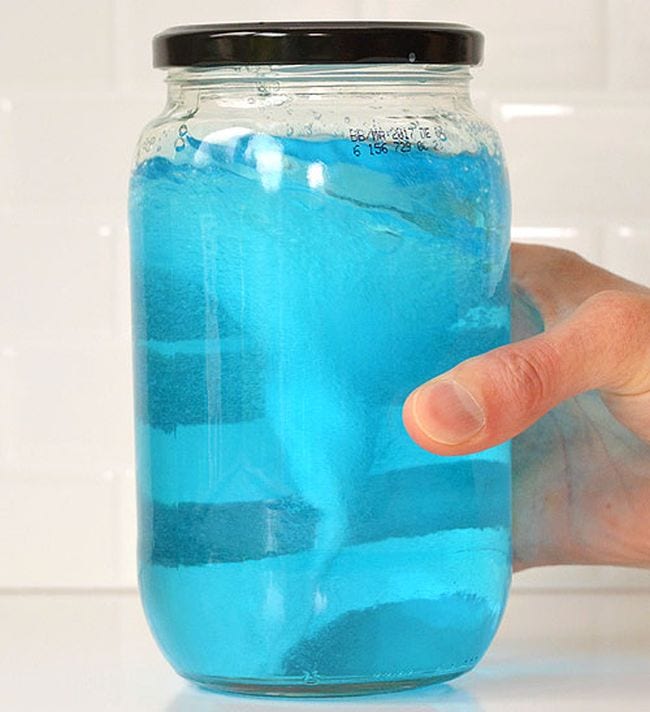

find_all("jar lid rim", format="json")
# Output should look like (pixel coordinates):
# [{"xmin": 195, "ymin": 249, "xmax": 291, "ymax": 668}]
[{"xmin": 153, "ymin": 22, "xmax": 484, "ymax": 69}]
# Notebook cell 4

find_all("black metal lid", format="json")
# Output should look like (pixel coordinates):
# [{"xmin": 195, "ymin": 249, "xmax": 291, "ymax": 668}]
[{"xmin": 153, "ymin": 22, "xmax": 484, "ymax": 68}]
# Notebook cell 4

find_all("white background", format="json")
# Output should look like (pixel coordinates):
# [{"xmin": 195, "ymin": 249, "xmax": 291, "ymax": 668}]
[{"xmin": 1, "ymin": 0, "xmax": 649, "ymax": 593}]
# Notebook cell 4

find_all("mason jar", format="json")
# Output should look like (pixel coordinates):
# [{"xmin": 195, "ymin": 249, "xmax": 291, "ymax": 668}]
[{"xmin": 128, "ymin": 22, "xmax": 511, "ymax": 697}]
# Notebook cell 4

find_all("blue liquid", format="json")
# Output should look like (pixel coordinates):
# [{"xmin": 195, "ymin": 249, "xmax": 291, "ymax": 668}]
[{"xmin": 129, "ymin": 131, "xmax": 511, "ymax": 693}]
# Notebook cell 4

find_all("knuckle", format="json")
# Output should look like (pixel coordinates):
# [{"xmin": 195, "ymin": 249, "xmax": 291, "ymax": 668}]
[
  {"xmin": 512, "ymin": 243, "xmax": 582, "ymax": 266},
  {"xmin": 489, "ymin": 342, "xmax": 559, "ymax": 412},
  {"xmin": 535, "ymin": 245, "xmax": 586, "ymax": 272},
  {"xmin": 548, "ymin": 246, "xmax": 585, "ymax": 268},
  {"xmin": 587, "ymin": 289, "xmax": 650, "ymax": 332},
  {"xmin": 586, "ymin": 289, "xmax": 650, "ymax": 393}
]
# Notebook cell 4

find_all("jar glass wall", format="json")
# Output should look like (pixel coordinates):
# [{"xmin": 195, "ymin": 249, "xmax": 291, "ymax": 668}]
[{"xmin": 129, "ymin": 24, "xmax": 511, "ymax": 697}]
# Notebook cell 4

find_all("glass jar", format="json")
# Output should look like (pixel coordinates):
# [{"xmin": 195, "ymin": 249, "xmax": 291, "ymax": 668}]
[{"xmin": 129, "ymin": 22, "xmax": 511, "ymax": 697}]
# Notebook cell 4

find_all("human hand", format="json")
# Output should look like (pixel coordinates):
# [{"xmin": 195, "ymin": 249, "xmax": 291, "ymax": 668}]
[{"xmin": 402, "ymin": 244, "xmax": 650, "ymax": 571}]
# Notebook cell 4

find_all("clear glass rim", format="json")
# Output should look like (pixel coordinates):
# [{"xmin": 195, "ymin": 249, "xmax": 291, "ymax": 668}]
[{"xmin": 164, "ymin": 63, "xmax": 474, "ymax": 88}]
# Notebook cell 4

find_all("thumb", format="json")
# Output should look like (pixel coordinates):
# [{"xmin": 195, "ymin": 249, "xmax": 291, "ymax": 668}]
[{"xmin": 402, "ymin": 290, "xmax": 650, "ymax": 455}]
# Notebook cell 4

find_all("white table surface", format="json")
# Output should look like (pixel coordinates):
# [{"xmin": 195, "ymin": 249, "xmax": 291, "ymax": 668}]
[{"xmin": 2, "ymin": 588, "xmax": 650, "ymax": 711}]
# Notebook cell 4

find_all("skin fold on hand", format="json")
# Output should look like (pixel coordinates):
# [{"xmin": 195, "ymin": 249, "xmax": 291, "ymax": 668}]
[{"xmin": 402, "ymin": 244, "xmax": 650, "ymax": 571}]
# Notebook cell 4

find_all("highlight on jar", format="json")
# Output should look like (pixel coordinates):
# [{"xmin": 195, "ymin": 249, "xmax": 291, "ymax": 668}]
[{"xmin": 128, "ymin": 22, "xmax": 511, "ymax": 698}]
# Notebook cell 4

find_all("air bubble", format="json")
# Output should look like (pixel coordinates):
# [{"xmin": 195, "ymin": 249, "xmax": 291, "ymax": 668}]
[
  {"xmin": 174, "ymin": 137, "xmax": 185, "ymax": 152},
  {"xmin": 178, "ymin": 123, "xmax": 188, "ymax": 137},
  {"xmin": 408, "ymin": 52, "xmax": 416, "ymax": 63},
  {"xmin": 302, "ymin": 670, "xmax": 320, "ymax": 685},
  {"xmin": 344, "ymin": 116, "xmax": 350, "ymax": 124}
]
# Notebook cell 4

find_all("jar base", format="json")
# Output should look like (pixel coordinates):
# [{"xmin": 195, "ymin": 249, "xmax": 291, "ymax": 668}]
[{"xmin": 185, "ymin": 671, "xmax": 467, "ymax": 698}]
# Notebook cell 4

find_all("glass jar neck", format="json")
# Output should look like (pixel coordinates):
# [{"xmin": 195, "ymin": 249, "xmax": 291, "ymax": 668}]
[{"xmin": 164, "ymin": 63, "xmax": 473, "ymax": 102}]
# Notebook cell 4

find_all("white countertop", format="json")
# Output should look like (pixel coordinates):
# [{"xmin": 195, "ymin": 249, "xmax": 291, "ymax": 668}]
[{"xmin": 2, "ymin": 589, "xmax": 650, "ymax": 711}]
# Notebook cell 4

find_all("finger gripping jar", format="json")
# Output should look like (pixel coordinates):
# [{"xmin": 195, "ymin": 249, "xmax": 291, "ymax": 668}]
[{"xmin": 129, "ymin": 22, "xmax": 511, "ymax": 697}]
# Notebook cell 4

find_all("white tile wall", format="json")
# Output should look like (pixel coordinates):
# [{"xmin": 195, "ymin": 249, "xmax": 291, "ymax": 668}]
[
  {"xmin": 116, "ymin": 468, "xmax": 138, "ymax": 587},
  {"xmin": 360, "ymin": 0, "xmax": 608, "ymax": 92},
  {"xmin": 602, "ymin": 223, "xmax": 650, "ymax": 284},
  {"xmin": 1, "ymin": 94, "xmax": 160, "ymax": 220},
  {"xmin": 511, "ymin": 226, "xmax": 603, "ymax": 266},
  {"xmin": 120, "ymin": 0, "xmax": 364, "ymax": 94},
  {"xmin": 0, "ymin": 476, "xmax": 119, "ymax": 587},
  {"xmin": 607, "ymin": 0, "xmax": 650, "ymax": 89},
  {"xmin": 0, "ymin": 2, "xmax": 114, "ymax": 90},
  {"xmin": 0, "ymin": 218, "xmax": 114, "ymax": 342},
  {"xmin": 0, "ymin": 343, "xmax": 133, "ymax": 475},
  {"xmin": 0, "ymin": 99, "xmax": 13, "ymax": 216},
  {"xmin": 1, "ymin": 1, "xmax": 649, "ymax": 591},
  {"xmin": 494, "ymin": 95, "xmax": 650, "ymax": 226}
]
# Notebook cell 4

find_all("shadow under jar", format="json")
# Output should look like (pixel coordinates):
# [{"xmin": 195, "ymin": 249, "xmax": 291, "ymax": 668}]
[{"xmin": 128, "ymin": 22, "xmax": 512, "ymax": 698}]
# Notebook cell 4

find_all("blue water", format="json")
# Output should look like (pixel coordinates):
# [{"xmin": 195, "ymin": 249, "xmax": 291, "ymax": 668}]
[{"xmin": 129, "ymin": 129, "xmax": 511, "ymax": 691}]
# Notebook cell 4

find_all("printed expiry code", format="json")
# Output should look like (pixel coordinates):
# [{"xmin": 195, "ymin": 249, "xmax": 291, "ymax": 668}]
[{"xmin": 348, "ymin": 124, "xmax": 447, "ymax": 157}]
